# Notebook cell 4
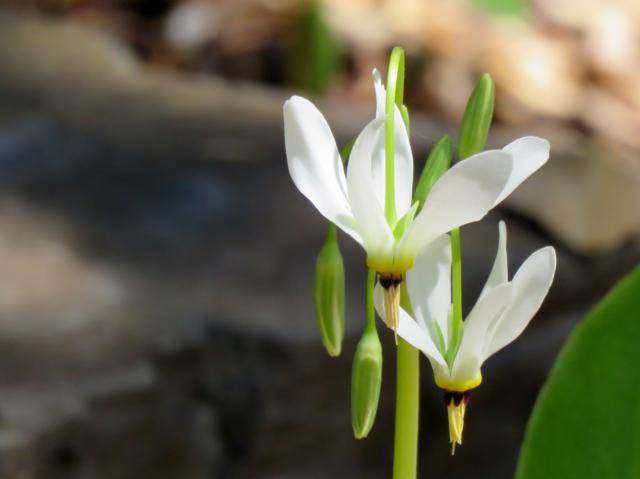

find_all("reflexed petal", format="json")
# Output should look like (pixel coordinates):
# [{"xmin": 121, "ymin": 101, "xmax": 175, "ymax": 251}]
[
  {"xmin": 371, "ymin": 69, "xmax": 414, "ymax": 219},
  {"xmin": 397, "ymin": 150, "xmax": 513, "ymax": 261},
  {"xmin": 374, "ymin": 284, "xmax": 447, "ymax": 366},
  {"xmin": 346, "ymin": 117, "xmax": 395, "ymax": 259},
  {"xmin": 494, "ymin": 136, "xmax": 550, "ymax": 205},
  {"xmin": 406, "ymin": 234, "xmax": 452, "ymax": 351},
  {"xmin": 284, "ymin": 96, "xmax": 362, "ymax": 243},
  {"xmin": 483, "ymin": 246, "xmax": 556, "ymax": 360},
  {"xmin": 479, "ymin": 221, "xmax": 508, "ymax": 299},
  {"xmin": 450, "ymin": 283, "xmax": 512, "ymax": 379},
  {"xmin": 398, "ymin": 310, "xmax": 448, "ymax": 367},
  {"xmin": 372, "ymin": 69, "xmax": 385, "ymax": 118}
]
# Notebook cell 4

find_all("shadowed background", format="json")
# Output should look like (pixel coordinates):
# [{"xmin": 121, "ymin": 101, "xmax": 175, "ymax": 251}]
[{"xmin": 0, "ymin": 0, "xmax": 638, "ymax": 478}]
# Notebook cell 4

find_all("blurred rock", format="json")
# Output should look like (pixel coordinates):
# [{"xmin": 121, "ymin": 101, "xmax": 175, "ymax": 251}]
[
  {"xmin": 497, "ymin": 123, "xmax": 640, "ymax": 253},
  {"xmin": 580, "ymin": 87, "xmax": 640, "ymax": 150},
  {"xmin": 164, "ymin": 1, "xmax": 220, "ymax": 52},
  {"xmin": 583, "ymin": 3, "xmax": 640, "ymax": 78},
  {"xmin": 483, "ymin": 28, "xmax": 582, "ymax": 119}
]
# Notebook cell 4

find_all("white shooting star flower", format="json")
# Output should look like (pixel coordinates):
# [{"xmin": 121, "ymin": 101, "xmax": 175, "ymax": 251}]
[
  {"xmin": 283, "ymin": 69, "xmax": 550, "ymax": 334},
  {"xmin": 375, "ymin": 221, "xmax": 556, "ymax": 453}
]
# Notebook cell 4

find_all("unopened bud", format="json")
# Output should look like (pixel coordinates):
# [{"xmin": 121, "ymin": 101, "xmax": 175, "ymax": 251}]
[
  {"xmin": 314, "ymin": 225, "xmax": 345, "ymax": 357},
  {"xmin": 351, "ymin": 331, "xmax": 383, "ymax": 439},
  {"xmin": 458, "ymin": 74, "xmax": 495, "ymax": 160},
  {"xmin": 414, "ymin": 135, "xmax": 452, "ymax": 212}
]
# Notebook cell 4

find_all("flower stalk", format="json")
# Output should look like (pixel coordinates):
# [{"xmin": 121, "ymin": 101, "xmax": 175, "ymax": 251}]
[
  {"xmin": 447, "ymin": 228, "xmax": 463, "ymax": 366},
  {"xmin": 384, "ymin": 47, "xmax": 406, "ymax": 227},
  {"xmin": 382, "ymin": 46, "xmax": 421, "ymax": 479},
  {"xmin": 447, "ymin": 74, "xmax": 496, "ymax": 366},
  {"xmin": 393, "ymin": 284, "xmax": 420, "ymax": 479}
]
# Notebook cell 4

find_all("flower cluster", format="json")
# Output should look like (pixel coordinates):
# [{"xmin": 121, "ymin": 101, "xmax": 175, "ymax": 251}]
[{"xmin": 283, "ymin": 48, "xmax": 556, "ymax": 455}]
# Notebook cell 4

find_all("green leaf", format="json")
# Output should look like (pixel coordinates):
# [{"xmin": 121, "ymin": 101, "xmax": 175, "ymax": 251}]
[{"xmin": 516, "ymin": 265, "xmax": 640, "ymax": 479}]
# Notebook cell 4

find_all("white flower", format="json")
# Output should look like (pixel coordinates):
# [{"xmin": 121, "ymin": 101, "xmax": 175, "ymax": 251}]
[
  {"xmin": 375, "ymin": 221, "xmax": 556, "ymax": 451},
  {"xmin": 283, "ymin": 69, "xmax": 550, "ymax": 331}
]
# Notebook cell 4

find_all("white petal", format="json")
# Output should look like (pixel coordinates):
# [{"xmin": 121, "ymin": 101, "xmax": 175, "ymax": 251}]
[
  {"xmin": 371, "ymin": 69, "xmax": 414, "ymax": 219},
  {"xmin": 450, "ymin": 283, "xmax": 512, "ymax": 379},
  {"xmin": 372, "ymin": 69, "xmax": 385, "ymax": 118},
  {"xmin": 494, "ymin": 136, "xmax": 550, "ymax": 205},
  {"xmin": 284, "ymin": 96, "xmax": 362, "ymax": 243},
  {"xmin": 373, "ymin": 282, "xmax": 385, "ymax": 317},
  {"xmin": 396, "ymin": 150, "xmax": 513, "ymax": 261},
  {"xmin": 346, "ymin": 117, "xmax": 395, "ymax": 259},
  {"xmin": 483, "ymin": 246, "xmax": 556, "ymax": 360},
  {"xmin": 479, "ymin": 221, "xmax": 508, "ymax": 299},
  {"xmin": 406, "ymin": 234, "xmax": 451, "ymax": 351},
  {"xmin": 398, "ymin": 310, "xmax": 448, "ymax": 367},
  {"xmin": 374, "ymin": 284, "xmax": 446, "ymax": 366}
]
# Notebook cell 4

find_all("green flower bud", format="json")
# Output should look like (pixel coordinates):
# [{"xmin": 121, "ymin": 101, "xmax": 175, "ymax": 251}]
[
  {"xmin": 413, "ymin": 134, "xmax": 452, "ymax": 213},
  {"xmin": 458, "ymin": 73, "xmax": 495, "ymax": 160},
  {"xmin": 314, "ymin": 225, "xmax": 345, "ymax": 357},
  {"xmin": 351, "ymin": 330, "xmax": 383, "ymax": 439}
]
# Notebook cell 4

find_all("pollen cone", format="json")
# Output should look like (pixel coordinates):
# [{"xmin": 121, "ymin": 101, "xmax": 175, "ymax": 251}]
[
  {"xmin": 445, "ymin": 391, "xmax": 470, "ymax": 455},
  {"xmin": 382, "ymin": 284, "xmax": 400, "ymax": 344}
]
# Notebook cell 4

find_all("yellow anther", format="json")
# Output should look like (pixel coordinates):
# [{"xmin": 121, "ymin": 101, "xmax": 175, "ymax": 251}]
[
  {"xmin": 445, "ymin": 392, "xmax": 469, "ymax": 455},
  {"xmin": 382, "ymin": 285, "xmax": 401, "ymax": 344}
]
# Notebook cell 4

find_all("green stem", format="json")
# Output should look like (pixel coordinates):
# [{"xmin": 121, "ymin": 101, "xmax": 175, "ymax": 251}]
[
  {"xmin": 326, "ymin": 222, "xmax": 337, "ymax": 242},
  {"xmin": 393, "ymin": 337, "xmax": 420, "ymax": 479},
  {"xmin": 448, "ymin": 227, "xmax": 463, "ymax": 364},
  {"xmin": 384, "ymin": 47, "xmax": 405, "ymax": 227},
  {"xmin": 384, "ymin": 47, "xmax": 419, "ymax": 479},
  {"xmin": 365, "ymin": 269, "xmax": 377, "ymax": 334}
]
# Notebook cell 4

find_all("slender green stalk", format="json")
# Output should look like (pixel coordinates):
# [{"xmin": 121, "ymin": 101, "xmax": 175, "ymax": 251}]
[
  {"xmin": 448, "ymin": 74, "xmax": 495, "ymax": 360},
  {"xmin": 327, "ymin": 222, "xmax": 337, "ymax": 241},
  {"xmin": 393, "ymin": 337, "xmax": 419, "ymax": 479},
  {"xmin": 383, "ymin": 46, "xmax": 420, "ymax": 479},
  {"xmin": 384, "ymin": 47, "xmax": 405, "ymax": 227},
  {"xmin": 447, "ymin": 228, "xmax": 463, "ymax": 364},
  {"xmin": 365, "ymin": 269, "xmax": 377, "ymax": 334}
]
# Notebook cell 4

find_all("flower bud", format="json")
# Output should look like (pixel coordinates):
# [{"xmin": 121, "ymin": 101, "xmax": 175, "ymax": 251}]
[
  {"xmin": 458, "ymin": 74, "xmax": 495, "ymax": 160},
  {"xmin": 351, "ymin": 330, "xmax": 383, "ymax": 439},
  {"xmin": 314, "ymin": 225, "xmax": 345, "ymax": 357},
  {"xmin": 413, "ymin": 134, "xmax": 452, "ymax": 212}
]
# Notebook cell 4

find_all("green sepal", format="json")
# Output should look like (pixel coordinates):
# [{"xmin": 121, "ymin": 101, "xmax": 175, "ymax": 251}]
[
  {"xmin": 433, "ymin": 315, "xmax": 447, "ymax": 359},
  {"xmin": 314, "ymin": 225, "xmax": 345, "ymax": 357},
  {"xmin": 413, "ymin": 135, "xmax": 452, "ymax": 213},
  {"xmin": 351, "ymin": 329, "xmax": 383, "ymax": 439},
  {"xmin": 393, "ymin": 201, "xmax": 419, "ymax": 241},
  {"xmin": 457, "ymin": 73, "xmax": 495, "ymax": 161}
]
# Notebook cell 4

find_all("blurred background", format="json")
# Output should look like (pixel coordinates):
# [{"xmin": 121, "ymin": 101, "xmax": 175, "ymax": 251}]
[{"xmin": 0, "ymin": 0, "xmax": 638, "ymax": 478}]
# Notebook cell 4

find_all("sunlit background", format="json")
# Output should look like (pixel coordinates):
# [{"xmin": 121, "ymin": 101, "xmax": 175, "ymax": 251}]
[{"xmin": 0, "ymin": 0, "xmax": 638, "ymax": 478}]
